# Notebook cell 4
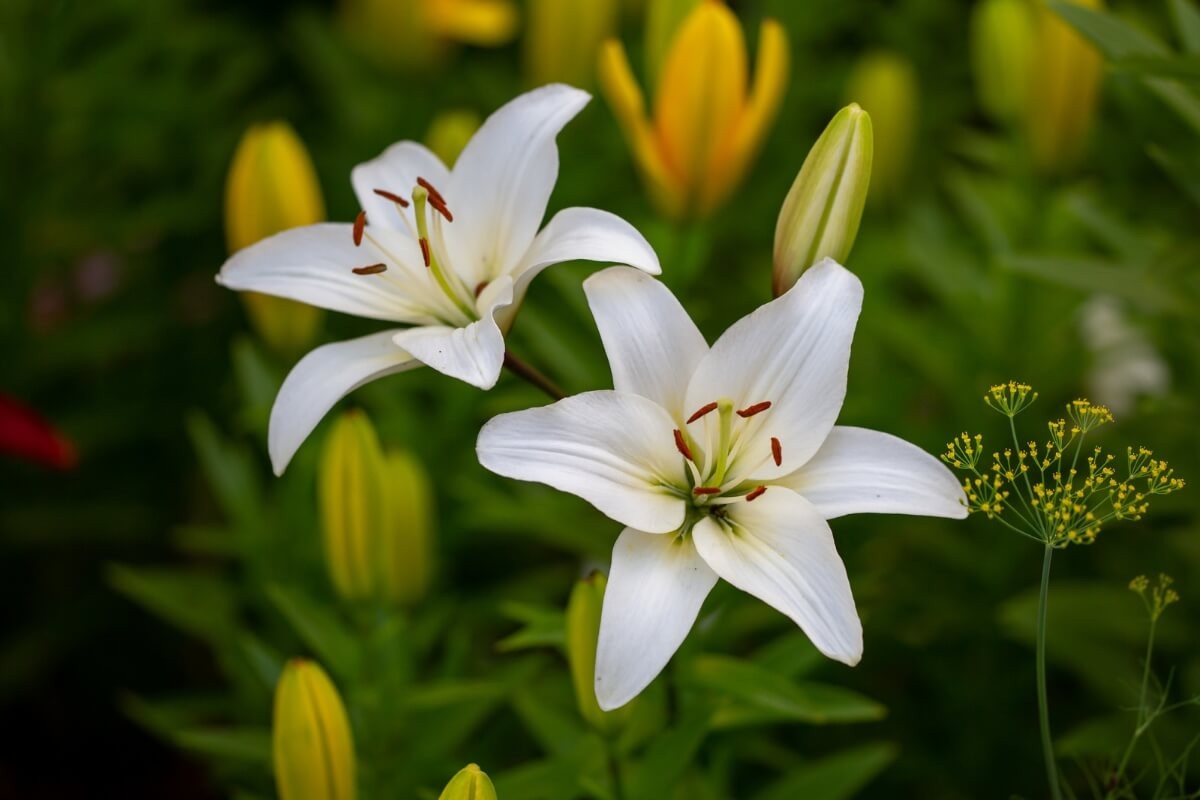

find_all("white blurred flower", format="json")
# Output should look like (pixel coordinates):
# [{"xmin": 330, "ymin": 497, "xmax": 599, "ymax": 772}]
[{"xmin": 1080, "ymin": 295, "xmax": 1169, "ymax": 416}]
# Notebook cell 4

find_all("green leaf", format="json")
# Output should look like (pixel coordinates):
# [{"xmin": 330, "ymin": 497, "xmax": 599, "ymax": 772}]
[
  {"xmin": 1148, "ymin": 143, "xmax": 1200, "ymax": 206},
  {"xmin": 172, "ymin": 726, "xmax": 272, "ymax": 764},
  {"xmin": 1170, "ymin": 0, "xmax": 1200, "ymax": 53},
  {"xmin": 108, "ymin": 564, "xmax": 237, "ymax": 642},
  {"xmin": 265, "ymin": 584, "xmax": 359, "ymax": 679},
  {"xmin": 1002, "ymin": 255, "xmax": 1186, "ymax": 313},
  {"xmin": 186, "ymin": 412, "xmax": 265, "ymax": 533},
  {"xmin": 624, "ymin": 707, "xmax": 712, "ymax": 800},
  {"xmin": 755, "ymin": 743, "xmax": 898, "ymax": 800},
  {"xmin": 496, "ymin": 602, "xmax": 566, "ymax": 653},
  {"xmin": 683, "ymin": 655, "xmax": 886, "ymax": 727}
]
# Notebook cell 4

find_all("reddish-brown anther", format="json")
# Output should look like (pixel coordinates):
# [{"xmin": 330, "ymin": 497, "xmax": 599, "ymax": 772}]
[
  {"xmin": 419, "ymin": 238, "xmax": 431, "ymax": 267},
  {"xmin": 373, "ymin": 188, "xmax": 410, "ymax": 207},
  {"xmin": 693, "ymin": 486, "xmax": 721, "ymax": 496},
  {"xmin": 745, "ymin": 485, "xmax": 767, "ymax": 502},
  {"xmin": 429, "ymin": 197, "xmax": 454, "ymax": 222},
  {"xmin": 673, "ymin": 429, "xmax": 694, "ymax": 461},
  {"xmin": 771, "ymin": 437, "xmax": 782, "ymax": 466},
  {"xmin": 352, "ymin": 263, "xmax": 387, "ymax": 275},
  {"xmin": 353, "ymin": 210, "xmax": 366, "ymax": 246},
  {"xmin": 687, "ymin": 402, "xmax": 719, "ymax": 424},
  {"xmin": 416, "ymin": 176, "xmax": 446, "ymax": 206},
  {"xmin": 737, "ymin": 401, "xmax": 772, "ymax": 418}
]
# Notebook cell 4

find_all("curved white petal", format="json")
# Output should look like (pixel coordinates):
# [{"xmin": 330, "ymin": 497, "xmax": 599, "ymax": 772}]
[
  {"xmin": 218, "ymin": 223, "xmax": 426, "ymax": 323},
  {"xmin": 583, "ymin": 267, "xmax": 707, "ymax": 418},
  {"xmin": 595, "ymin": 528, "xmax": 718, "ymax": 711},
  {"xmin": 692, "ymin": 487, "xmax": 862, "ymax": 666},
  {"xmin": 684, "ymin": 259, "xmax": 863, "ymax": 482},
  {"xmin": 476, "ymin": 391, "xmax": 689, "ymax": 534},
  {"xmin": 350, "ymin": 141, "xmax": 451, "ymax": 236},
  {"xmin": 268, "ymin": 330, "xmax": 418, "ymax": 475},
  {"xmin": 444, "ymin": 84, "xmax": 591, "ymax": 286},
  {"xmin": 779, "ymin": 426, "xmax": 969, "ymax": 520},
  {"xmin": 390, "ymin": 276, "xmax": 514, "ymax": 390},
  {"xmin": 512, "ymin": 206, "xmax": 661, "ymax": 300}
]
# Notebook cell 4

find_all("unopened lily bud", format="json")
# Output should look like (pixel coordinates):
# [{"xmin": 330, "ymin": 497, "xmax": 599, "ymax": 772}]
[
  {"xmin": 772, "ymin": 104, "xmax": 872, "ymax": 296},
  {"xmin": 438, "ymin": 764, "xmax": 498, "ymax": 800},
  {"xmin": 567, "ymin": 573, "xmax": 633, "ymax": 733},
  {"xmin": 340, "ymin": 0, "xmax": 518, "ymax": 70},
  {"xmin": 273, "ymin": 659, "xmax": 357, "ymax": 800},
  {"xmin": 319, "ymin": 410, "xmax": 389, "ymax": 602},
  {"xmin": 525, "ymin": 0, "xmax": 618, "ymax": 88},
  {"xmin": 970, "ymin": 0, "xmax": 1035, "ymax": 123},
  {"xmin": 1026, "ymin": 0, "xmax": 1103, "ymax": 173},
  {"xmin": 844, "ymin": 51, "xmax": 917, "ymax": 203},
  {"xmin": 380, "ymin": 449, "xmax": 436, "ymax": 606},
  {"xmin": 643, "ymin": 0, "xmax": 701, "ymax": 87},
  {"xmin": 425, "ymin": 110, "xmax": 482, "ymax": 166},
  {"xmin": 225, "ymin": 122, "xmax": 325, "ymax": 355}
]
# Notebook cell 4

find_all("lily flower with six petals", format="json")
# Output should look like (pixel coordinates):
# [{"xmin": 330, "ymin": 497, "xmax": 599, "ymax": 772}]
[
  {"xmin": 218, "ymin": 85, "xmax": 661, "ymax": 475},
  {"xmin": 477, "ymin": 261, "xmax": 966, "ymax": 710}
]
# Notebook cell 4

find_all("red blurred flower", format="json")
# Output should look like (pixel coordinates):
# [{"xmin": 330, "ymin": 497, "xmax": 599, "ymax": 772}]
[{"xmin": 0, "ymin": 394, "xmax": 77, "ymax": 470}]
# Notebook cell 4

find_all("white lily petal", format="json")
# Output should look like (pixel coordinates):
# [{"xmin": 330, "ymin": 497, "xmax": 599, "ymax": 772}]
[
  {"xmin": 476, "ymin": 391, "xmax": 689, "ymax": 533},
  {"xmin": 350, "ymin": 141, "xmax": 451, "ymax": 236},
  {"xmin": 391, "ymin": 276, "xmax": 514, "ymax": 390},
  {"xmin": 268, "ymin": 330, "xmax": 418, "ymax": 475},
  {"xmin": 512, "ymin": 206, "xmax": 661, "ymax": 300},
  {"xmin": 779, "ymin": 426, "xmax": 969, "ymax": 520},
  {"xmin": 595, "ymin": 528, "xmax": 718, "ymax": 710},
  {"xmin": 583, "ymin": 267, "xmax": 707, "ymax": 418},
  {"xmin": 444, "ymin": 84, "xmax": 591, "ymax": 286},
  {"xmin": 218, "ymin": 223, "xmax": 427, "ymax": 322},
  {"xmin": 692, "ymin": 487, "xmax": 863, "ymax": 665},
  {"xmin": 685, "ymin": 259, "xmax": 863, "ymax": 481}
]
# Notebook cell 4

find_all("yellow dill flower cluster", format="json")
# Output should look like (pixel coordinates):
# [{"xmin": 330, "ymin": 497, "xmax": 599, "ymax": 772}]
[
  {"xmin": 1129, "ymin": 573, "xmax": 1181, "ymax": 621},
  {"xmin": 943, "ymin": 383, "xmax": 1185, "ymax": 547}
]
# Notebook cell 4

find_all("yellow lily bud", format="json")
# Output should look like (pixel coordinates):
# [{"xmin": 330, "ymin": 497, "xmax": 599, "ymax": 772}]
[
  {"xmin": 773, "ymin": 104, "xmax": 873, "ymax": 296},
  {"xmin": 643, "ymin": 0, "xmax": 701, "ymax": 88},
  {"xmin": 844, "ymin": 51, "xmax": 917, "ymax": 203},
  {"xmin": 225, "ymin": 122, "xmax": 325, "ymax": 356},
  {"xmin": 273, "ymin": 659, "xmax": 357, "ymax": 800},
  {"xmin": 598, "ymin": 1, "xmax": 790, "ymax": 220},
  {"xmin": 425, "ymin": 110, "xmax": 482, "ymax": 166},
  {"xmin": 566, "ymin": 573, "xmax": 633, "ymax": 734},
  {"xmin": 1026, "ymin": 0, "xmax": 1103, "ymax": 173},
  {"xmin": 970, "ymin": 0, "xmax": 1035, "ymax": 123},
  {"xmin": 438, "ymin": 764, "xmax": 498, "ymax": 800},
  {"xmin": 340, "ymin": 0, "xmax": 518, "ymax": 70},
  {"xmin": 525, "ymin": 0, "xmax": 618, "ymax": 88},
  {"xmin": 379, "ymin": 449, "xmax": 436, "ymax": 606},
  {"xmin": 319, "ymin": 410, "xmax": 389, "ymax": 602}
]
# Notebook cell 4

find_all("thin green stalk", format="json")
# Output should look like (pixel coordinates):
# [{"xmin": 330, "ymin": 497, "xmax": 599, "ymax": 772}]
[
  {"xmin": 1107, "ymin": 614, "xmax": 1159, "ymax": 798},
  {"xmin": 1037, "ymin": 543, "xmax": 1063, "ymax": 800},
  {"xmin": 607, "ymin": 740, "xmax": 625, "ymax": 800}
]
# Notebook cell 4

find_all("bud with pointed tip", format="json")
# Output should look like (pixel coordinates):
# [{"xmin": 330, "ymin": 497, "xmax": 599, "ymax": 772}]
[
  {"xmin": 380, "ymin": 449, "xmax": 436, "ymax": 606},
  {"xmin": 225, "ymin": 122, "xmax": 325, "ymax": 356},
  {"xmin": 567, "ymin": 572, "xmax": 634, "ymax": 733},
  {"xmin": 438, "ymin": 763, "xmax": 498, "ymax": 800},
  {"xmin": 272, "ymin": 659, "xmax": 357, "ymax": 800},
  {"xmin": 970, "ymin": 0, "xmax": 1035, "ymax": 123},
  {"xmin": 844, "ymin": 51, "xmax": 917, "ymax": 203},
  {"xmin": 524, "ymin": 0, "xmax": 618, "ymax": 88},
  {"xmin": 772, "ymin": 104, "xmax": 873, "ymax": 296}
]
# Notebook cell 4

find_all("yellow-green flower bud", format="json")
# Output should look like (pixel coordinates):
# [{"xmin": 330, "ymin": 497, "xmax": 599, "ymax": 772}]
[
  {"xmin": 438, "ymin": 763, "xmax": 498, "ymax": 800},
  {"xmin": 772, "ymin": 104, "xmax": 873, "ymax": 296},
  {"xmin": 970, "ymin": 0, "xmax": 1034, "ymax": 124},
  {"xmin": 224, "ymin": 122, "xmax": 325, "ymax": 356},
  {"xmin": 273, "ymin": 659, "xmax": 357, "ymax": 800},
  {"xmin": 319, "ymin": 410, "xmax": 389, "ymax": 602},
  {"xmin": 1025, "ymin": 0, "xmax": 1104, "ymax": 173},
  {"xmin": 525, "ymin": 0, "xmax": 618, "ymax": 88},
  {"xmin": 424, "ymin": 110, "xmax": 482, "ymax": 166},
  {"xmin": 339, "ymin": 0, "xmax": 518, "ymax": 71},
  {"xmin": 379, "ymin": 449, "xmax": 435, "ymax": 606},
  {"xmin": 566, "ymin": 573, "xmax": 632, "ymax": 734},
  {"xmin": 643, "ymin": 0, "xmax": 701, "ymax": 87},
  {"xmin": 844, "ymin": 51, "xmax": 917, "ymax": 203}
]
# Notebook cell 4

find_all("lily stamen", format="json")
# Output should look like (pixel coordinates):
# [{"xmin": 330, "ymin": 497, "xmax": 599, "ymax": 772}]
[
  {"xmin": 746, "ymin": 485, "xmax": 767, "ymax": 502},
  {"xmin": 737, "ymin": 401, "xmax": 772, "ymax": 418},
  {"xmin": 419, "ymin": 239, "xmax": 431, "ymax": 267},
  {"xmin": 693, "ymin": 486, "xmax": 720, "ymax": 496},
  {"xmin": 353, "ymin": 211, "xmax": 366, "ymax": 246},
  {"xmin": 416, "ymin": 176, "xmax": 446, "ymax": 206},
  {"xmin": 673, "ymin": 429, "xmax": 694, "ymax": 462},
  {"xmin": 429, "ymin": 197, "xmax": 454, "ymax": 222},
  {"xmin": 771, "ymin": 437, "xmax": 782, "ymax": 466},
  {"xmin": 687, "ymin": 401, "xmax": 719, "ymax": 424},
  {"xmin": 372, "ymin": 188, "xmax": 410, "ymax": 208},
  {"xmin": 352, "ymin": 263, "xmax": 387, "ymax": 275}
]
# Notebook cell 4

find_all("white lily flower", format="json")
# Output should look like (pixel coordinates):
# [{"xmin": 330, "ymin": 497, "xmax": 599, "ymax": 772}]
[
  {"xmin": 217, "ymin": 84, "xmax": 661, "ymax": 474},
  {"xmin": 477, "ymin": 260, "xmax": 966, "ymax": 710}
]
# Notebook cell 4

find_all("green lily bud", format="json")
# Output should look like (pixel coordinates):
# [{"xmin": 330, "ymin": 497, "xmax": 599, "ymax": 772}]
[
  {"xmin": 224, "ymin": 122, "xmax": 325, "ymax": 356},
  {"xmin": 438, "ymin": 764, "xmax": 498, "ymax": 800},
  {"xmin": 424, "ymin": 110, "xmax": 482, "ymax": 166},
  {"xmin": 525, "ymin": 0, "xmax": 618, "ymax": 88},
  {"xmin": 273, "ymin": 659, "xmax": 357, "ymax": 800},
  {"xmin": 772, "ymin": 104, "xmax": 873, "ymax": 296},
  {"xmin": 844, "ymin": 51, "xmax": 917, "ymax": 203},
  {"xmin": 970, "ymin": 0, "xmax": 1035, "ymax": 123},
  {"xmin": 1026, "ymin": 0, "xmax": 1103, "ymax": 173},
  {"xmin": 380, "ymin": 449, "xmax": 435, "ymax": 606},
  {"xmin": 319, "ymin": 410, "xmax": 389, "ymax": 602},
  {"xmin": 567, "ymin": 573, "xmax": 633, "ymax": 733}
]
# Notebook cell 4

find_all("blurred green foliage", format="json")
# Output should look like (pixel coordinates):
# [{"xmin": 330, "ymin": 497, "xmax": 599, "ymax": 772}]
[{"xmin": 1, "ymin": 0, "xmax": 1198, "ymax": 797}]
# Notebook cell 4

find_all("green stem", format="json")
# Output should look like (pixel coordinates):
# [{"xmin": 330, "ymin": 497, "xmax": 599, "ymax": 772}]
[
  {"xmin": 1107, "ymin": 615, "xmax": 1158, "ymax": 798},
  {"xmin": 1037, "ymin": 543, "xmax": 1063, "ymax": 800},
  {"xmin": 503, "ymin": 351, "xmax": 565, "ymax": 400},
  {"xmin": 607, "ymin": 740, "xmax": 625, "ymax": 800}
]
